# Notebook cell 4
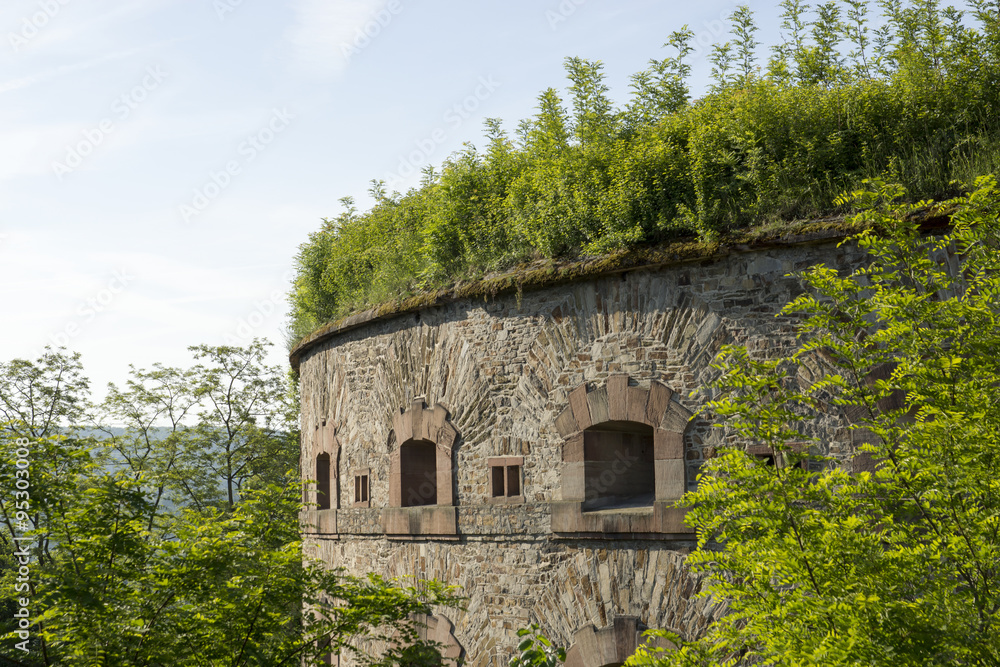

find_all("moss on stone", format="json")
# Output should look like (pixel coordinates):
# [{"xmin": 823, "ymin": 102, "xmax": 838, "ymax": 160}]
[{"xmin": 289, "ymin": 216, "xmax": 874, "ymax": 368}]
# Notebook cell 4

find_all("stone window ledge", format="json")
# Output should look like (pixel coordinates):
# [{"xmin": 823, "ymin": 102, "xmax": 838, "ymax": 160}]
[
  {"xmin": 299, "ymin": 508, "xmax": 338, "ymax": 536},
  {"xmin": 487, "ymin": 494, "xmax": 525, "ymax": 505},
  {"xmin": 382, "ymin": 505, "xmax": 457, "ymax": 537},
  {"xmin": 550, "ymin": 501, "xmax": 693, "ymax": 536}
]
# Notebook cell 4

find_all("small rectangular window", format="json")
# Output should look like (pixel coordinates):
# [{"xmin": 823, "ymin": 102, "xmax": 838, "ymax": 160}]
[
  {"xmin": 747, "ymin": 445, "xmax": 808, "ymax": 470},
  {"xmin": 506, "ymin": 465, "xmax": 520, "ymax": 496},
  {"xmin": 316, "ymin": 453, "xmax": 331, "ymax": 510},
  {"xmin": 491, "ymin": 466, "xmax": 506, "ymax": 497},
  {"xmin": 488, "ymin": 457, "xmax": 524, "ymax": 502},
  {"xmin": 353, "ymin": 468, "xmax": 370, "ymax": 507}
]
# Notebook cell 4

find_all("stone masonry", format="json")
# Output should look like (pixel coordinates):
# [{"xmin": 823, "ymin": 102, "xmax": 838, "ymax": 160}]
[{"xmin": 293, "ymin": 235, "xmax": 868, "ymax": 666}]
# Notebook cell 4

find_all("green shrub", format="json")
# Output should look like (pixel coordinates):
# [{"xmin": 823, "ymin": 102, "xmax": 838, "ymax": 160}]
[{"xmin": 288, "ymin": 1, "xmax": 1000, "ymax": 343}]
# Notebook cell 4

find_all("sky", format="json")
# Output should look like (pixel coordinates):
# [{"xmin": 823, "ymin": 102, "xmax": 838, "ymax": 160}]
[{"xmin": 0, "ymin": 0, "xmax": 791, "ymax": 400}]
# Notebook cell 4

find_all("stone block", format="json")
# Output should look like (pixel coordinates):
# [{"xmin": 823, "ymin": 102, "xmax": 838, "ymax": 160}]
[
  {"xmin": 561, "ymin": 462, "xmax": 586, "ymax": 501},
  {"xmin": 659, "ymin": 401, "xmax": 692, "ymax": 433},
  {"xmin": 562, "ymin": 433, "xmax": 584, "ymax": 462},
  {"xmin": 601, "ymin": 511, "xmax": 633, "ymax": 534},
  {"xmin": 382, "ymin": 506, "xmax": 457, "ymax": 536},
  {"xmin": 316, "ymin": 508, "xmax": 338, "ymax": 534},
  {"xmin": 586, "ymin": 386, "xmax": 610, "ymax": 425},
  {"xmin": 569, "ymin": 384, "xmax": 593, "ymax": 430},
  {"xmin": 555, "ymin": 407, "xmax": 579, "ymax": 437},
  {"xmin": 389, "ymin": 472, "xmax": 401, "ymax": 507},
  {"xmin": 430, "ymin": 404, "xmax": 448, "ymax": 432},
  {"xmin": 655, "ymin": 459, "xmax": 686, "ymax": 500},
  {"xmin": 607, "ymin": 374, "xmax": 629, "ymax": 421},
  {"xmin": 410, "ymin": 400, "xmax": 426, "ymax": 441},
  {"xmin": 646, "ymin": 382, "xmax": 673, "ymax": 427},
  {"xmin": 395, "ymin": 409, "xmax": 413, "ymax": 444},
  {"xmin": 437, "ymin": 423, "xmax": 457, "ymax": 449},
  {"xmin": 655, "ymin": 502, "xmax": 693, "ymax": 533},
  {"xmin": 437, "ymin": 470, "xmax": 454, "ymax": 506},
  {"xmin": 550, "ymin": 502, "xmax": 582, "ymax": 533},
  {"xmin": 626, "ymin": 386, "xmax": 648, "ymax": 424},
  {"xmin": 628, "ymin": 511, "xmax": 654, "ymax": 533},
  {"xmin": 654, "ymin": 430, "xmax": 684, "ymax": 460}
]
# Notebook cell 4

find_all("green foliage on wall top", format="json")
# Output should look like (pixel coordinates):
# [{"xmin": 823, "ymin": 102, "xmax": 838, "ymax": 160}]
[{"xmin": 290, "ymin": 1, "xmax": 1000, "ymax": 344}]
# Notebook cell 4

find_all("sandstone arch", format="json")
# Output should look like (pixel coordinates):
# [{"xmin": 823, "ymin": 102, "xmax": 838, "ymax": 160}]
[
  {"xmin": 564, "ymin": 617, "xmax": 654, "ymax": 667},
  {"xmin": 383, "ymin": 399, "xmax": 459, "ymax": 536},
  {"xmin": 551, "ymin": 375, "xmax": 693, "ymax": 535},
  {"xmin": 303, "ymin": 419, "xmax": 339, "ymax": 535}
]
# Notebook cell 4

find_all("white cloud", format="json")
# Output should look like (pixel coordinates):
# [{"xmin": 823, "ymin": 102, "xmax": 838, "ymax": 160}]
[
  {"xmin": 0, "ymin": 48, "xmax": 146, "ymax": 94},
  {"xmin": 0, "ymin": 0, "xmax": 183, "ymax": 59},
  {"xmin": 285, "ymin": 0, "xmax": 394, "ymax": 78}
]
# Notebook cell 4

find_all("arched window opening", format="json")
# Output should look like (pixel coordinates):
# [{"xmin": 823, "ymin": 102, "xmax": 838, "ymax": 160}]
[
  {"xmin": 316, "ymin": 452, "xmax": 331, "ymax": 510},
  {"xmin": 583, "ymin": 421, "xmax": 654, "ymax": 511},
  {"xmin": 401, "ymin": 440, "xmax": 437, "ymax": 507}
]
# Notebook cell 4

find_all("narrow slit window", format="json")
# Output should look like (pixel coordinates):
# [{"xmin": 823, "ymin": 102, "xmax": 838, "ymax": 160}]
[
  {"xmin": 488, "ymin": 457, "xmax": 523, "ymax": 500},
  {"xmin": 747, "ymin": 445, "xmax": 808, "ymax": 470},
  {"xmin": 354, "ymin": 469, "xmax": 370, "ymax": 506},
  {"xmin": 506, "ymin": 465, "xmax": 520, "ymax": 496},
  {"xmin": 316, "ymin": 453, "xmax": 331, "ymax": 510},
  {"xmin": 491, "ymin": 466, "xmax": 506, "ymax": 498}
]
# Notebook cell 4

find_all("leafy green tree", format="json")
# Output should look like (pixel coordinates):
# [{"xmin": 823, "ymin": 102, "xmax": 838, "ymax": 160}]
[
  {"xmin": 98, "ymin": 362, "xmax": 198, "ymax": 522},
  {"xmin": 843, "ymin": 0, "xmax": 874, "ymax": 78},
  {"xmin": 0, "ymin": 348, "xmax": 89, "ymax": 439},
  {"xmin": 627, "ymin": 26, "xmax": 694, "ymax": 128},
  {"xmin": 509, "ymin": 625, "xmax": 566, "ymax": 667},
  {"xmin": 629, "ymin": 176, "xmax": 1000, "ymax": 666},
  {"xmin": 804, "ymin": 1, "xmax": 845, "ymax": 85},
  {"xmin": 0, "ymin": 440, "xmax": 460, "ymax": 665},
  {"xmin": 185, "ymin": 340, "xmax": 295, "ymax": 509},
  {"xmin": 709, "ymin": 40, "xmax": 735, "ymax": 89},
  {"xmin": 564, "ymin": 57, "xmax": 617, "ymax": 146},
  {"xmin": 731, "ymin": 5, "xmax": 760, "ymax": 84},
  {"xmin": 768, "ymin": 0, "xmax": 810, "ymax": 83},
  {"xmin": 0, "ymin": 343, "xmax": 463, "ymax": 665},
  {"xmin": 287, "ymin": 0, "xmax": 1000, "ymax": 345}
]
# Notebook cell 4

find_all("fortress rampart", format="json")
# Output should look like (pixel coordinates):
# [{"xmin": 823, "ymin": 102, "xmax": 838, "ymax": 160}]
[{"xmin": 292, "ymin": 231, "xmax": 866, "ymax": 666}]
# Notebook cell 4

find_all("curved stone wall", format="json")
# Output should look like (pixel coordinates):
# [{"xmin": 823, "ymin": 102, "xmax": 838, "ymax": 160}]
[{"xmin": 295, "ymin": 235, "xmax": 865, "ymax": 665}]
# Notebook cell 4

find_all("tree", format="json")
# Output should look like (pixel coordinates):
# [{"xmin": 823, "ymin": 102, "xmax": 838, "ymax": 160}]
[
  {"xmin": 629, "ymin": 176, "xmax": 1000, "ymax": 666},
  {"xmin": 185, "ymin": 340, "xmax": 296, "ymax": 509},
  {"xmin": 0, "ymin": 348, "xmax": 88, "ymax": 440},
  {"xmin": 0, "ymin": 342, "xmax": 463, "ymax": 665},
  {"xmin": 509, "ymin": 625, "xmax": 566, "ymax": 667}
]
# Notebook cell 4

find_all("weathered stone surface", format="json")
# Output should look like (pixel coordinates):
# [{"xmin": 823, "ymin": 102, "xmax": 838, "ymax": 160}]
[
  {"xmin": 645, "ymin": 382, "xmax": 673, "ymax": 428},
  {"xmin": 297, "ymin": 239, "xmax": 864, "ymax": 664},
  {"xmin": 655, "ymin": 430, "xmax": 684, "ymax": 460},
  {"xmin": 655, "ymin": 459, "xmax": 686, "ymax": 500},
  {"xmin": 586, "ymin": 386, "xmax": 610, "ymax": 425}
]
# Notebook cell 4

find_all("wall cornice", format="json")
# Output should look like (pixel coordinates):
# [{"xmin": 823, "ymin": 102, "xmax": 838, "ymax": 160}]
[{"xmin": 290, "ymin": 220, "xmax": 860, "ymax": 369}]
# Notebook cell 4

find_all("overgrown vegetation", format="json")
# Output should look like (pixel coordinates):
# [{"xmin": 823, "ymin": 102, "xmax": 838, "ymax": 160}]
[
  {"xmin": 289, "ymin": 0, "xmax": 1000, "ymax": 343},
  {"xmin": 626, "ymin": 177, "xmax": 1000, "ymax": 665}
]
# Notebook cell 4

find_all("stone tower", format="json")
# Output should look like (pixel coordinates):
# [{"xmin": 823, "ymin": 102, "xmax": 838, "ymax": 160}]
[{"xmin": 291, "ymin": 233, "xmax": 863, "ymax": 666}]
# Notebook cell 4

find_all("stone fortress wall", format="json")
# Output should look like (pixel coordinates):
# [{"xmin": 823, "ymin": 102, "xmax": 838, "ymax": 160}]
[{"xmin": 293, "ymin": 233, "xmax": 867, "ymax": 667}]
